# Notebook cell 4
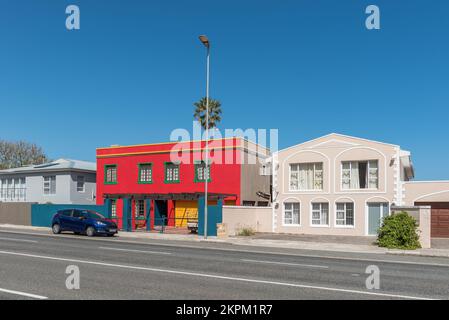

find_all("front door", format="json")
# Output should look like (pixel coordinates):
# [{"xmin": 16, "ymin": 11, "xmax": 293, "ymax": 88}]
[{"xmin": 368, "ymin": 203, "xmax": 389, "ymax": 235}]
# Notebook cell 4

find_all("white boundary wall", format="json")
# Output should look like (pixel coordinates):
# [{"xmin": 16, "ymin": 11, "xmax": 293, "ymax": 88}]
[{"xmin": 222, "ymin": 206, "xmax": 272, "ymax": 236}]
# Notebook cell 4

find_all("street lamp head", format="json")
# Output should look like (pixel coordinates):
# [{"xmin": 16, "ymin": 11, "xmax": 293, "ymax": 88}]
[{"xmin": 198, "ymin": 35, "xmax": 210, "ymax": 48}]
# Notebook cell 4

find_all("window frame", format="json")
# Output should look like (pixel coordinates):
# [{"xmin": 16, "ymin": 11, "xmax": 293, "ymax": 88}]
[
  {"xmin": 335, "ymin": 202, "xmax": 355, "ymax": 228},
  {"xmin": 289, "ymin": 162, "xmax": 324, "ymax": 192},
  {"xmin": 282, "ymin": 201, "xmax": 301, "ymax": 227},
  {"xmin": 138, "ymin": 162, "xmax": 153, "ymax": 184},
  {"xmin": 164, "ymin": 162, "xmax": 180, "ymax": 184},
  {"xmin": 76, "ymin": 175, "xmax": 85, "ymax": 193},
  {"xmin": 341, "ymin": 160, "xmax": 379, "ymax": 191},
  {"xmin": 134, "ymin": 199, "xmax": 145, "ymax": 220},
  {"xmin": 111, "ymin": 199, "xmax": 117, "ymax": 219},
  {"xmin": 310, "ymin": 202, "xmax": 330, "ymax": 227},
  {"xmin": 104, "ymin": 164, "xmax": 118, "ymax": 185},
  {"xmin": 194, "ymin": 161, "xmax": 211, "ymax": 183},
  {"xmin": 43, "ymin": 175, "xmax": 56, "ymax": 195}
]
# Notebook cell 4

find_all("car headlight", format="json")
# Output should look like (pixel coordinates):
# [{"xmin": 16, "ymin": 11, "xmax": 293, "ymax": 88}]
[{"xmin": 96, "ymin": 221, "xmax": 107, "ymax": 226}]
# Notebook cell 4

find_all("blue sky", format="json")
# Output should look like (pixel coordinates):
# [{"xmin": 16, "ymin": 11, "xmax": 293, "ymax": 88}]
[{"xmin": 0, "ymin": 0, "xmax": 448, "ymax": 180}]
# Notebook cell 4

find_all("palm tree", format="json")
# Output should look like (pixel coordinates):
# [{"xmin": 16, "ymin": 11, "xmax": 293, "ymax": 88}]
[{"xmin": 193, "ymin": 97, "xmax": 222, "ymax": 130}]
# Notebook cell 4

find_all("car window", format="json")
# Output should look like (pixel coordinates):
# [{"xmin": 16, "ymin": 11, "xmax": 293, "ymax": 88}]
[
  {"xmin": 59, "ymin": 210, "xmax": 72, "ymax": 217},
  {"xmin": 72, "ymin": 210, "xmax": 82, "ymax": 218},
  {"xmin": 80, "ymin": 210, "xmax": 105, "ymax": 219}
]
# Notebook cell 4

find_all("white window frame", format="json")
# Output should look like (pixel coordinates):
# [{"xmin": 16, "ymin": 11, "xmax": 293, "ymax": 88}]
[
  {"xmin": 282, "ymin": 202, "xmax": 301, "ymax": 226},
  {"xmin": 289, "ymin": 162, "xmax": 324, "ymax": 192},
  {"xmin": 76, "ymin": 175, "xmax": 85, "ymax": 193},
  {"xmin": 310, "ymin": 202, "xmax": 330, "ymax": 227},
  {"xmin": 43, "ymin": 176, "xmax": 56, "ymax": 195},
  {"xmin": 135, "ymin": 199, "xmax": 145, "ymax": 219},
  {"xmin": 341, "ymin": 160, "xmax": 379, "ymax": 191},
  {"xmin": 111, "ymin": 199, "xmax": 117, "ymax": 218},
  {"xmin": 335, "ymin": 202, "xmax": 355, "ymax": 228}
]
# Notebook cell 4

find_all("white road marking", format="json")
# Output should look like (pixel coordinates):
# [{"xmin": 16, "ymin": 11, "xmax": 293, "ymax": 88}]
[
  {"xmin": 241, "ymin": 259, "xmax": 329, "ymax": 269},
  {"xmin": 0, "ymin": 249, "xmax": 434, "ymax": 300},
  {"xmin": 1, "ymin": 229, "xmax": 449, "ymax": 268},
  {"xmin": 0, "ymin": 236, "xmax": 38, "ymax": 243},
  {"xmin": 99, "ymin": 246, "xmax": 171, "ymax": 255},
  {"xmin": 0, "ymin": 287, "xmax": 47, "ymax": 299}
]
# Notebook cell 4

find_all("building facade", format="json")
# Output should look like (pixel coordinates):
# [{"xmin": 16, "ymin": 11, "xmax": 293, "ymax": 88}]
[
  {"xmin": 0, "ymin": 159, "xmax": 97, "ymax": 204},
  {"xmin": 271, "ymin": 133, "xmax": 440, "ymax": 236},
  {"xmin": 96, "ymin": 137, "xmax": 271, "ymax": 229}
]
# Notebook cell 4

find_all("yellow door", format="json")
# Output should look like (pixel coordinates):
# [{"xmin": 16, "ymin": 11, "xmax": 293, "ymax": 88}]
[{"xmin": 175, "ymin": 201, "xmax": 198, "ymax": 227}]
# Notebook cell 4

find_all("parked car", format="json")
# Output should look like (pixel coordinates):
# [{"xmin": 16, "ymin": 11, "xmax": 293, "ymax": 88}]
[
  {"xmin": 187, "ymin": 219, "xmax": 198, "ymax": 233},
  {"xmin": 51, "ymin": 209, "xmax": 118, "ymax": 237}
]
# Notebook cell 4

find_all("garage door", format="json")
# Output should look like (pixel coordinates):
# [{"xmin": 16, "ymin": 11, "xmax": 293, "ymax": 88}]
[
  {"xmin": 175, "ymin": 201, "xmax": 198, "ymax": 227},
  {"xmin": 416, "ymin": 202, "xmax": 449, "ymax": 238}
]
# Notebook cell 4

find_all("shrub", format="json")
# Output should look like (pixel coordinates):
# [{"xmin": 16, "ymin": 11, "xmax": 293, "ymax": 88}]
[
  {"xmin": 377, "ymin": 211, "xmax": 421, "ymax": 250},
  {"xmin": 237, "ymin": 227, "xmax": 255, "ymax": 236}
]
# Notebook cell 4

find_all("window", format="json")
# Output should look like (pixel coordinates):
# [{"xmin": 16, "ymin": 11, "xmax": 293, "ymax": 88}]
[
  {"xmin": 76, "ymin": 176, "xmax": 85, "ymax": 192},
  {"xmin": 0, "ymin": 177, "xmax": 26, "ymax": 201},
  {"xmin": 111, "ymin": 200, "xmax": 117, "ymax": 218},
  {"xmin": 242, "ymin": 201, "xmax": 256, "ymax": 206},
  {"xmin": 336, "ymin": 202, "xmax": 354, "ymax": 226},
  {"xmin": 194, "ymin": 161, "xmax": 211, "ymax": 182},
  {"xmin": 165, "ymin": 162, "xmax": 180, "ymax": 183},
  {"xmin": 311, "ymin": 203, "xmax": 329, "ymax": 226},
  {"xmin": 290, "ymin": 163, "xmax": 323, "ymax": 190},
  {"xmin": 135, "ymin": 200, "xmax": 145, "ymax": 219},
  {"xmin": 138, "ymin": 163, "xmax": 153, "ymax": 183},
  {"xmin": 283, "ymin": 202, "xmax": 300, "ymax": 225},
  {"xmin": 104, "ymin": 165, "xmax": 117, "ymax": 184},
  {"xmin": 43, "ymin": 176, "xmax": 56, "ymax": 195},
  {"xmin": 60, "ymin": 209, "xmax": 73, "ymax": 217},
  {"xmin": 342, "ymin": 160, "xmax": 378, "ymax": 190}
]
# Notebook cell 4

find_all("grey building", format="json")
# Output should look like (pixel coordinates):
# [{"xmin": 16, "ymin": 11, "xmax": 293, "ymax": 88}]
[{"xmin": 0, "ymin": 159, "xmax": 96, "ymax": 204}]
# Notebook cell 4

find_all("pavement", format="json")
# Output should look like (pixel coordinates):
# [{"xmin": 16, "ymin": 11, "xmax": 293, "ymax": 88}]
[{"xmin": 1, "ymin": 225, "xmax": 449, "ymax": 299}]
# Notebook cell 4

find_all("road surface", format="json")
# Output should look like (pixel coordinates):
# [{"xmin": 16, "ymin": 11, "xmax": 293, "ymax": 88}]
[{"xmin": 0, "ymin": 228, "xmax": 448, "ymax": 300}]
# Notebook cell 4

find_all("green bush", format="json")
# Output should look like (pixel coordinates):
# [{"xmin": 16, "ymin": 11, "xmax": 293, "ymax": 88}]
[
  {"xmin": 377, "ymin": 211, "xmax": 421, "ymax": 250},
  {"xmin": 237, "ymin": 227, "xmax": 255, "ymax": 236}
]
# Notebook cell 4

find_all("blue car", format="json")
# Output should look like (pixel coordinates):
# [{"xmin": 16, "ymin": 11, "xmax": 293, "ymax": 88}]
[{"xmin": 51, "ymin": 209, "xmax": 118, "ymax": 237}]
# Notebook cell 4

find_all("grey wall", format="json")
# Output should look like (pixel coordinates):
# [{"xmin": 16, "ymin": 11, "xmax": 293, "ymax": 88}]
[
  {"xmin": 240, "ymin": 150, "xmax": 271, "ymax": 205},
  {"xmin": 0, "ymin": 170, "xmax": 96, "ymax": 204},
  {"xmin": 68, "ymin": 172, "xmax": 96, "ymax": 204}
]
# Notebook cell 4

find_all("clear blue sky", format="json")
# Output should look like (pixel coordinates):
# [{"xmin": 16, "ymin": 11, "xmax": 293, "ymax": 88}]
[{"xmin": 0, "ymin": 0, "xmax": 448, "ymax": 180}]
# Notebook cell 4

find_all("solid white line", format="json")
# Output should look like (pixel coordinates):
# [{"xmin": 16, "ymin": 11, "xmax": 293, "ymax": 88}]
[
  {"xmin": 0, "ymin": 236, "xmax": 38, "ymax": 243},
  {"xmin": 0, "ymin": 249, "xmax": 434, "ymax": 300},
  {"xmin": 99, "ymin": 246, "xmax": 172, "ymax": 255},
  {"xmin": 241, "ymin": 259, "xmax": 329, "ymax": 269},
  {"xmin": 0, "ymin": 287, "xmax": 47, "ymax": 300},
  {"xmin": 1, "ymin": 229, "xmax": 449, "ymax": 268}
]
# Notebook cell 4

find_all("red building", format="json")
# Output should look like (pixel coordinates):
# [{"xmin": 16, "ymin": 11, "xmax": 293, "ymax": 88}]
[{"xmin": 96, "ymin": 137, "xmax": 270, "ymax": 231}]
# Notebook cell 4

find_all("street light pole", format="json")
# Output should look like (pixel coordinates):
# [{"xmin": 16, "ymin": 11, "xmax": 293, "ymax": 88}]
[{"xmin": 199, "ymin": 35, "xmax": 210, "ymax": 240}]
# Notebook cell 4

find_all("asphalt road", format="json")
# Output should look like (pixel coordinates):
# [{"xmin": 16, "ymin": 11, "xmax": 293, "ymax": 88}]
[{"xmin": 0, "ymin": 229, "xmax": 449, "ymax": 300}]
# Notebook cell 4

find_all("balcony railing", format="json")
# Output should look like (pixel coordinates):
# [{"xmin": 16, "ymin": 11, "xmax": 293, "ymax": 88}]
[{"xmin": 0, "ymin": 188, "xmax": 27, "ymax": 202}]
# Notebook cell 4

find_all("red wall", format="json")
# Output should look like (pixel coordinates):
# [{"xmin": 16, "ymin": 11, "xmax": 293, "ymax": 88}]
[{"xmin": 96, "ymin": 138, "xmax": 242, "ymax": 206}]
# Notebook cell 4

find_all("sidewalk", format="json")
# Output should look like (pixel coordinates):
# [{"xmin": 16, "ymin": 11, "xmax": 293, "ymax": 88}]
[{"xmin": 2, "ymin": 224, "xmax": 449, "ymax": 258}]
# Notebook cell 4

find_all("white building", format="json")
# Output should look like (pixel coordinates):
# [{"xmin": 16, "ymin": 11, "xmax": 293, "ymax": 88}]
[{"xmin": 0, "ymin": 159, "xmax": 96, "ymax": 204}]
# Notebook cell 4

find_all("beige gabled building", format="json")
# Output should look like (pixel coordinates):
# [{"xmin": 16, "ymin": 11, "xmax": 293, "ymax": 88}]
[{"xmin": 270, "ymin": 133, "xmax": 449, "ymax": 237}]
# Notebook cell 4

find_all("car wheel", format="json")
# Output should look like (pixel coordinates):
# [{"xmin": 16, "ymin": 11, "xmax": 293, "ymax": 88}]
[
  {"xmin": 52, "ymin": 224, "xmax": 61, "ymax": 234},
  {"xmin": 86, "ymin": 227, "xmax": 95, "ymax": 237}
]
